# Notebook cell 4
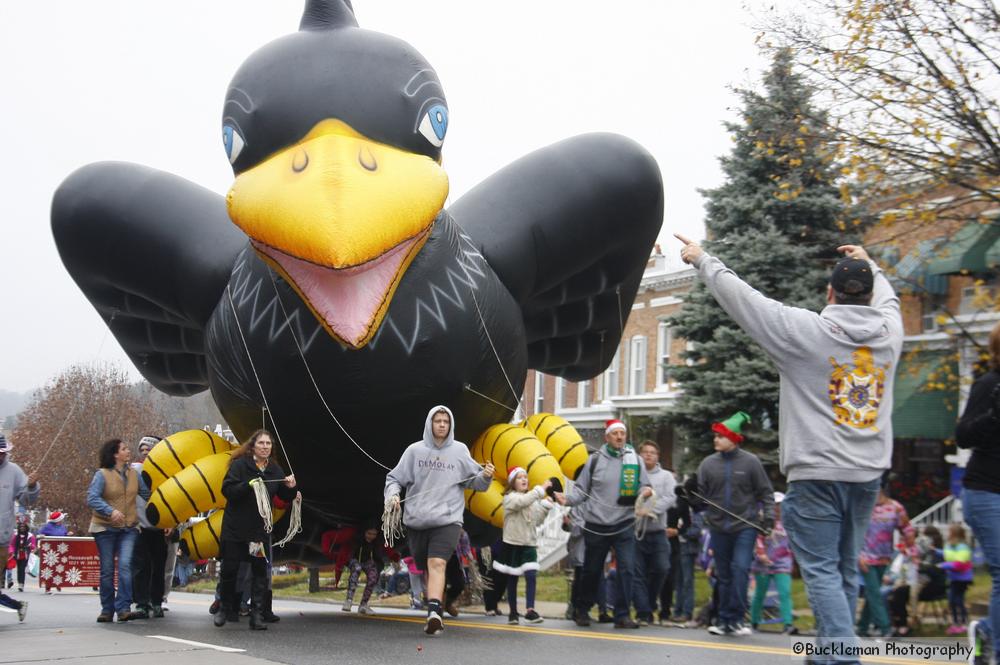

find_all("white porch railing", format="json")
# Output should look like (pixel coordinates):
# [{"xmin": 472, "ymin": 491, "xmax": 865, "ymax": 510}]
[
  {"xmin": 535, "ymin": 505, "xmax": 570, "ymax": 571},
  {"xmin": 910, "ymin": 495, "xmax": 958, "ymax": 528}
]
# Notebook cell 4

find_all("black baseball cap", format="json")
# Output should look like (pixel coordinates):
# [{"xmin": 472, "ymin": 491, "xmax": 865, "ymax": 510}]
[{"xmin": 830, "ymin": 258, "xmax": 874, "ymax": 296}]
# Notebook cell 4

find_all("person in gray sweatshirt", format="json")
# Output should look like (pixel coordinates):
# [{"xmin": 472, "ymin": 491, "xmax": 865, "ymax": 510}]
[
  {"xmin": 384, "ymin": 405, "xmax": 494, "ymax": 637},
  {"xmin": 632, "ymin": 440, "xmax": 676, "ymax": 626},
  {"xmin": 0, "ymin": 434, "xmax": 39, "ymax": 622},
  {"xmin": 560, "ymin": 418, "xmax": 652, "ymax": 629},
  {"xmin": 676, "ymin": 235, "xmax": 903, "ymax": 660}
]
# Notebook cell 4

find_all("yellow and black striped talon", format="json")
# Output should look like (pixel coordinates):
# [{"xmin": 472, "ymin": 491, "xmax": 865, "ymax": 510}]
[
  {"xmin": 146, "ymin": 452, "xmax": 232, "ymax": 528},
  {"xmin": 141, "ymin": 430, "xmax": 236, "ymax": 491},
  {"xmin": 521, "ymin": 413, "xmax": 588, "ymax": 481}
]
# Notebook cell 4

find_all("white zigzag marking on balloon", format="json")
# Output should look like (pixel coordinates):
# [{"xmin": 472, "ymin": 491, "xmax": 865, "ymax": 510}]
[
  {"xmin": 229, "ymin": 257, "xmax": 323, "ymax": 353},
  {"xmin": 373, "ymin": 233, "xmax": 487, "ymax": 355}
]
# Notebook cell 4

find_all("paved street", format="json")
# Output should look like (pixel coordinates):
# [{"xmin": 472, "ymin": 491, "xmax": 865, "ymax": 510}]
[{"xmin": 0, "ymin": 587, "xmax": 953, "ymax": 665}]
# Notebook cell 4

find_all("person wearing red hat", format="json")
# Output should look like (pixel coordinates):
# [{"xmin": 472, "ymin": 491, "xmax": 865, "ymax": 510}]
[
  {"xmin": 559, "ymin": 418, "xmax": 653, "ymax": 629},
  {"xmin": 38, "ymin": 512, "xmax": 70, "ymax": 537},
  {"xmin": 0, "ymin": 433, "xmax": 38, "ymax": 622}
]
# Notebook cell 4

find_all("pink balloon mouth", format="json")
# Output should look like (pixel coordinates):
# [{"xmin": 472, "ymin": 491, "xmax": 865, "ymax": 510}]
[{"xmin": 251, "ymin": 229, "xmax": 429, "ymax": 348}]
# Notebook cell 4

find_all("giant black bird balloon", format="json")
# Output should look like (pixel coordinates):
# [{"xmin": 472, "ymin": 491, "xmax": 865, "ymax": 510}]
[{"xmin": 51, "ymin": 0, "xmax": 662, "ymax": 562}]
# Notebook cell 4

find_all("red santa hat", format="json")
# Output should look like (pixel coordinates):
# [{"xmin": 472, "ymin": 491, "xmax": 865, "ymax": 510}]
[
  {"xmin": 48, "ymin": 511, "xmax": 66, "ymax": 523},
  {"xmin": 506, "ymin": 466, "xmax": 526, "ymax": 485},
  {"xmin": 605, "ymin": 419, "xmax": 627, "ymax": 435}
]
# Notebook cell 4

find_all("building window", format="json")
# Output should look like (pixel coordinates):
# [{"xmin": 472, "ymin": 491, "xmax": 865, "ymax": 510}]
[
  {"xmin": 577, "ymin": 380, "xmax": 592, "ymax": 408},
  {"xmin": 603, "ymin": 349, "xmax": 620, "ymax": 398},
  {"xmin": 630, "ymin": 336, "xmax": 647, "ymax": 395},
  {"xmin": 555, "ymin": 378, "xmax": 565, "ymax": 411},
  {"xmin": 534, "ymin": 371, "xmax": 545, "ymax": 413},
  {"xmin": 656, "ymin": 321, "xmax": 671, "ymax": 388}
]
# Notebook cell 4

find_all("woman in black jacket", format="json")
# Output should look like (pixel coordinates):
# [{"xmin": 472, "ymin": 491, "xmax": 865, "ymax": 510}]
[
  {"xmin": 956, "ymin": 321, "xmax": 1000, "ymax": 661},
  {"xmin": 214, "ymin": 429, "xmax": 296, "ymax": 630}
]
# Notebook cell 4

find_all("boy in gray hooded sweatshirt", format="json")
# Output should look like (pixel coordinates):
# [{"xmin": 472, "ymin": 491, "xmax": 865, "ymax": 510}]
[
  {"xmin": 677, "ymin": 235, "xmax": 902, "ymax": 661},
  {"xmin": 384, "ymin": 405, "xmax": 494, "ymax": 636}
]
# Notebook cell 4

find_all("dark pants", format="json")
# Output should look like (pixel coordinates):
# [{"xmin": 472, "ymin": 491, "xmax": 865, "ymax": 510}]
[
  {"xmin": 633, "ymin": 529, "xmax": 671, "ymax": 620},
  {"xmin": 482, "ymin": 560, "xmax": 508, "ymax": 612},
  {"xmin": 577, "ymin": 520, "xmax": 637, "ymax": 621},
  {"xmin": 16, "ymin": 559, "xmax": 27, "ymax": 588},
  {"xmin": 710, "ymin": 528, "xmax": 757, "ymax": 626},
  {"xmin": 658, "ymin": 536, "xmax": 681, "ymax": 619},
  {"xmin": 507, "ymin": 570, "xmax": 537, "ymax": 614},
  {"xmin": 444, "ymin": 553, "xmax": 465, "ymax": 604},
  {"xmin": 133, "ymin": 528, "xmax": 167, "ymax": 608},
  {"xmin": 949, "ymin": 580, "xmax": 970, "ymax": 625},
  {"xmin": 887, "ymin": 586, "xmax": 909, "ymax": 628},
  {"xmin": 219, "ymin": 540, "xmax": 268, "ymax": 614}
]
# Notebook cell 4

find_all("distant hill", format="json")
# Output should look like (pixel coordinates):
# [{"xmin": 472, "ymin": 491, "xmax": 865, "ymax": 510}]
[{"xmin": 0, "ymin": 389, "xmax": 31, "ymax": 419}]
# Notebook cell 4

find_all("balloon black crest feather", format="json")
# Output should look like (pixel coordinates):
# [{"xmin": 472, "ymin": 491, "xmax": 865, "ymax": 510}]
[{"xmin": 300, "ymin": 0, "xmax": 358, "ymax": 31}]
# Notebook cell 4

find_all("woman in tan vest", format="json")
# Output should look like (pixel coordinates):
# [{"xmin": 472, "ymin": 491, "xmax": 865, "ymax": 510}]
[{"xmin": 86, "ymin": 438, "xmax": 140, "ymax": 623}]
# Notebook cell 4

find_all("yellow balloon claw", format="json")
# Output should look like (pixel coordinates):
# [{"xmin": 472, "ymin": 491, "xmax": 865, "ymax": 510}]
[
  {"xmin": 141, "ymin": 430, "xmax": 237, "ymax": 492},
  {"xmin": 521, "ymin": 413, "xmax": 589, "ymax": 480},
  {"xmin": 180, "ymin": 507, "xmax": 286, "ymax": 561},
  {"xmin": 471, "ymin": 424, "xmax": 563, "ymax": 491},
  {"xmin": 147, "ymin": 452, "xmax": 233, "ymax": 528},
  {"xmin": 465, "ymin": 480, "xmax": 505, "ymax": 528}
]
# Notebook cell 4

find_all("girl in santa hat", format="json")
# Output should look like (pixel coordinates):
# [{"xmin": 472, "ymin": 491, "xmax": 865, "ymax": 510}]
[{"xmin": 492, "ymin": 467, "xmax": 562, "ymax": 624}]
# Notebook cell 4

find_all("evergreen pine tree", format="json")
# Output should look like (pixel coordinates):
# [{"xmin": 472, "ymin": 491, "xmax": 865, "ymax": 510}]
[{"xmin": 662, "ymin": 49, "xmax": 849, "ymax": 469}]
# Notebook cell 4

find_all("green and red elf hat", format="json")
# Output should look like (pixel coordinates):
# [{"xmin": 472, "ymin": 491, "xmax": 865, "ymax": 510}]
[{"xmin": 711, "ymin": 411, "xmax": 751, "ymax": 444}]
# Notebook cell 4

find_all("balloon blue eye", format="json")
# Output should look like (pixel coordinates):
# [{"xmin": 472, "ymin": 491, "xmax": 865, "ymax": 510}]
[
  {"xmin": 223, "ymin": 125, "xmax": 245, "ymax": 164},
  {"xmin": 418, "ymin": 104, "xmax": 448, "ymax": 148}
]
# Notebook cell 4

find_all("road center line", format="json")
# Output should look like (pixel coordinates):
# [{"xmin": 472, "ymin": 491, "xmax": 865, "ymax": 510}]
[{"xmin": 146, "ymin": 635, "xmax": 246, "ymax": 653}]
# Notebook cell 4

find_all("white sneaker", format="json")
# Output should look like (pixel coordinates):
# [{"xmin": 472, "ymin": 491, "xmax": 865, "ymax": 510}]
[
  {"xmin": 341, "ymin": 599, "xmax": 352, "ymax": 613},
  {"xmin": 731, "ymin": 623, "xmax": 753, "ymax": 636},
  {"xmin": 425, "ymin": 611, "xmax": 444, "ymax": 636},
  {"xmin": 708, "ymin": 624, "xmax": 727, "ymax": 635},
  {"xmin": 17, "ymin": 601, "xmax": 27, "ymax": 623},
  {"xmin": 359, "ymin": 602, "xmax": 376, "ymax": 615}
]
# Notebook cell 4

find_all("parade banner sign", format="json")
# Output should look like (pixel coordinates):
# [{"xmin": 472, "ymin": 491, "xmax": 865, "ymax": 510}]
[{"xmin": 36, "ymin": 536, "xmax": 103, "ymax": 590}]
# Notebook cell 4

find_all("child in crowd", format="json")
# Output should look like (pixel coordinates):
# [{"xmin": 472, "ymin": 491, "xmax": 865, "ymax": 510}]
[
  {"xmin": 492, "ymin": 467, "xmax": 557, "ymax": 624},
  {"xmin": 8, "ymin": 521, "xmax": 35, "ymax": 592},
  {"xmin": 884, "ymin": 532, "xmax": 920, "ymax": 637},
  {"xmin": 749, "ymin": 492, "xmax": 797, "ymax": 634},
  {"xmin": 940, "ymin": 523, "xmax": 974, "ymax": 635},
  {"xmin": 341, "ymin": 525, "xmax": 394, "ymax": 615},
  {"xmin": 401, "ymin": 555, "xmax": 425, "ymax": 609}
]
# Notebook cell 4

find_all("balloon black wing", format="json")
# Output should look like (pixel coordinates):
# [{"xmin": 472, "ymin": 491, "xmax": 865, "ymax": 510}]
[
  {"xmin": 449, "ymin": 133, "xmax": 663, "ymax": 381},
  {"xmin": 51, "ymin": 162, "xmax": 246, "ymax": 395}
]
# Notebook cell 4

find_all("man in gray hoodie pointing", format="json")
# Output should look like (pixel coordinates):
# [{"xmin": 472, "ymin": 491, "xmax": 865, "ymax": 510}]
[
  {"xmin": 676, "ymin": 235, "xmax": 903, "ymax": 662},
  {"xmin": 385, "ymin": 405, "xmax": 494, "ymax": 637}
]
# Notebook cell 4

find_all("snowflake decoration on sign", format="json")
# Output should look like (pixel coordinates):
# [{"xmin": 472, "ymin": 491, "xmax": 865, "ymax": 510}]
[
  {"xmin": 40, "ymin": 542, "xmax": 51, "ymax": 552},
  {"xmin": 57, "ymin": 542, "xmax": 69, "ymax": 554},
  {"xmin": 65, "ymin": 568, "xmax": 83, "ymax": 585},
  {"xmin": 55, "ymin": 564, "xmax": 65, "ymax": 574},
  {"xmin": 42, "ymin": 550, "xmax": 60, "ymax": 567},
  {"xmin": 40, "ymin": 569, "xmax": 52, "ymax": 580},
  {"xmin": 53, "ymin": 575, "xmax": 63, "ymax": 585}
]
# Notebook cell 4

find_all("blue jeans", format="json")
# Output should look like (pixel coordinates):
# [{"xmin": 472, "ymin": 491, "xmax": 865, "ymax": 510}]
[
  {"xmin": 710, "ymin": 528, "xmax": 757, "ymax": 625},
  {"xmin": 675, "ymin": 549, "xmax": 697, "ymax": 618},
  {"xmin": 633, "ymin": 529, "xmax": 670, "ymax": 619},
  {"xmin": 963, "ymin": 488, "xmax": 1000, "ymax": 657},
  {"xmin": 782, "ymin": 478, "xmax": 880, "ymax": 664},
  {"xmin": 94, "ymin": 528, "xmax": 139, "ymax": 615},
  {"xmin": 578, "ymin": 520, "xmax": 637, "ymax": 621}
]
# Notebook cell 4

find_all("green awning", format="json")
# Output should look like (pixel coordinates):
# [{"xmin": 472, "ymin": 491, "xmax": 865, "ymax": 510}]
[
  {"xmin": 892, "ymin": 351, "xmax": 959, "ymax": 439},
  {"xmin": 926, "ymin": 222, "xmax": 1000, "ymax": 275},
  {"xmin": 889, "ymin": 239, "xmax": 949, "ymax": 295}
]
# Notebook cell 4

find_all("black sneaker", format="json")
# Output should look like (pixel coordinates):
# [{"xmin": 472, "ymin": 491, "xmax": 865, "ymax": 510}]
[
  {"xmin": 615, "ymin": 618, "xmax": 640, "ymax": 629},
  {"xmin": 209, "ymin": 599, "xmax": 221, "ymax": 615},
  {"xmin": 425, "ymin": 611, "xmax": 444, "ymax": 636},
  {"xmin": 598, "ymin": 612, "xmax": 614, "ymax": 623},
  {"xmin": 131, "ymin": 607, "xmax": 150, "ymax": 620},
  {"xmin": 574, "ymin": 611, "xmax": 592, "ymax": 627},
  {"xmin": 508, "ymin": 611, "xmax": 519, "ymax": 625},
  {"xmin": 523, "ymin": 610, "xmax": 544, "ymax": 624}
]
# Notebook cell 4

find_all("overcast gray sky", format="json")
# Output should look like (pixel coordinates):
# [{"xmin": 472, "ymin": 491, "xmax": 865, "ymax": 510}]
[{"xmin": 1, "ymin": 1, "xmax": 782, "ymax": 392}]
